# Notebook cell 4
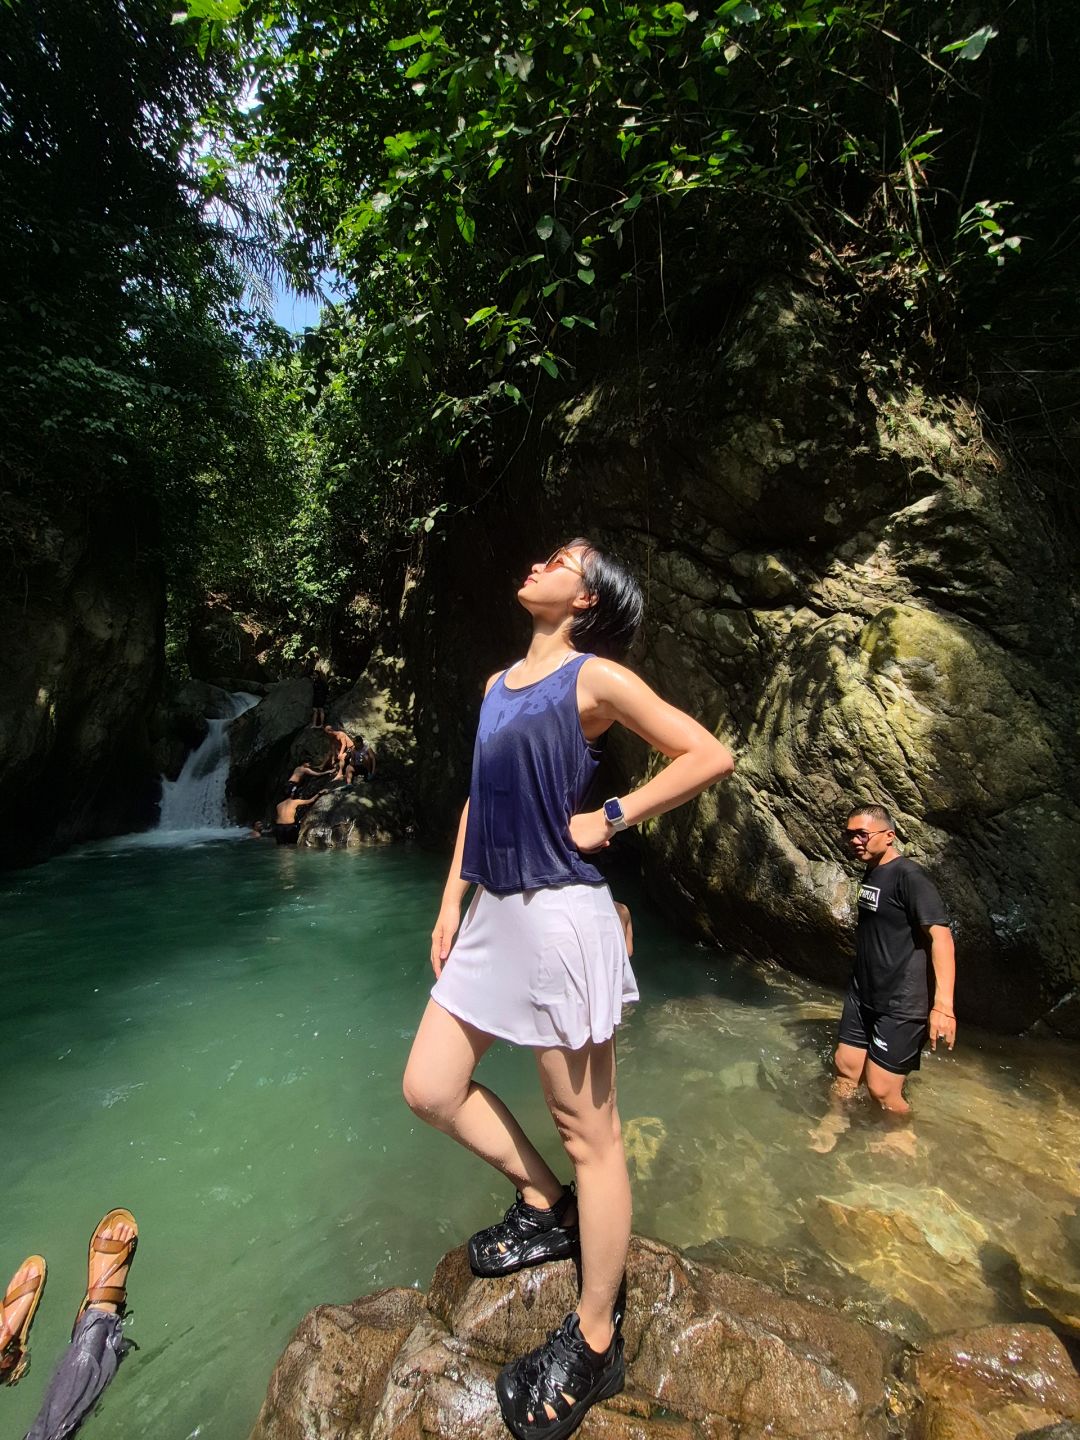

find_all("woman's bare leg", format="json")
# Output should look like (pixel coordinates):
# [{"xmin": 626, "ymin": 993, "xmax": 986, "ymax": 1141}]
[
  {"xmin": 536, "ymin": 1038, "xmax": 629, "ymax": 1354},
  {"xmin": 403, "ymin": 999, "xmax": 564, "ymax": 1205}
]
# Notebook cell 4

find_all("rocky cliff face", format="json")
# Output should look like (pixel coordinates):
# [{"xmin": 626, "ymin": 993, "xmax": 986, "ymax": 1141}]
[
  {"xmin": 0, "ymin": 501, "xmax": 164, "ymax": 866},
  {"xmin": 397, "ymin": 283, "xmax": 1080, "ymax": 1034}
]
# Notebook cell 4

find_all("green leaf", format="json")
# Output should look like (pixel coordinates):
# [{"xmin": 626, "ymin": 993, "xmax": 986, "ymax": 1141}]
[
  {"xmin": 536, "ymin": 215, "xmax": 555, "ymax": 240},
  {"xmin": 405, "ymin": 51, "xmax": 439, "ymax": 78},
  {"xmin": 535, "ymin": 355, "xmax": 559, "ymax": 378},
  {"xmin": 466, "ymin": 305, "xmax": 498, "ymax": 326},
  {"xmin": 577, "ymin": 268, "xmax": 595, "ymax": 284},
  {"xmin": 456, "ymin": 209, "xmax": 476, "ymax": 244},
  {"xmin": 941, "ymin": 25, "xmax": 997, "ymax": 61},
  {"xmin": 388, "ymin": 33, "xmax": 425, "ymax": 51}
]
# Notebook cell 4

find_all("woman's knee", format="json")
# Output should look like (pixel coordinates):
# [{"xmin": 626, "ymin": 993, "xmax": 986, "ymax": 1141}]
[{"xmin": 402, "ymin": 1064, "xmax": 459, "ymax": 1126}]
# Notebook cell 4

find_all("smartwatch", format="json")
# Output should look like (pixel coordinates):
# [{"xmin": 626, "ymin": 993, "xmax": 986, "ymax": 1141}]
[{"xmin": 603, "ymin": 797, "xmax": 629, "ymax": 832}]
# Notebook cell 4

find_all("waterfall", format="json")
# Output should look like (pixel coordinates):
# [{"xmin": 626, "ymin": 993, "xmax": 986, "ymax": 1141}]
[{"xmin": 156, "ymin": 691, "xmax": 259, "ymax": 833}]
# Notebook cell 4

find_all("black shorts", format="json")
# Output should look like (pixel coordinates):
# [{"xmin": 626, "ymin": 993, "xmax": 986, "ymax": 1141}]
[{"xmin": 838, "ymin": 990, "xmax": 928, "ymax": 1076}]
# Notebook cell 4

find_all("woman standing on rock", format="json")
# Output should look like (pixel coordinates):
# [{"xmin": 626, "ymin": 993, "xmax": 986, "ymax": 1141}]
[{"xmin": 403, "ymin": 538, "xmax": 734, "ymax": 1440}]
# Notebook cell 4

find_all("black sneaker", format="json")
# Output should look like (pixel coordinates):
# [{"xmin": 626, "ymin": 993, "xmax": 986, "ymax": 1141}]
[
  {"xmin": 496, "ymin": 1310, "xmax": 625, "ymax": 1440},
  {"xmin": 467, "ymin": 1185, "xmax": 579, "ymax": 1277}
]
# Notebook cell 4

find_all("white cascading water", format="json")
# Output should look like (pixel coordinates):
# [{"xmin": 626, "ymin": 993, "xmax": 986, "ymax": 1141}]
[{"xmin": 156, "ymin": 691, "xmax": 260, "ymax": 833}]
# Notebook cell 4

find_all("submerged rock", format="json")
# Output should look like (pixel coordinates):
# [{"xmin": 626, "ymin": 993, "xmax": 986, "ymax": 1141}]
[{"xmin": 801, "ymin": 1187, "xmax": 994, "ymax": 1336}]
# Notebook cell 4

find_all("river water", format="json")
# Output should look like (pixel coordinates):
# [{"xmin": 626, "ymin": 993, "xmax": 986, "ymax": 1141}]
[{"xmin": 3, "ymin": 838, "xmax": 1077, "ymax": 1438}]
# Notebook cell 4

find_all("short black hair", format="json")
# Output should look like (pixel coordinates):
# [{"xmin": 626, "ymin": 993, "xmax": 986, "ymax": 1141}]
[
  {"xmin": 848, "ymin": 802, "xmax": 896, "ymax": 830},
  {"xmin": 562, "ymin": 537, "xmax": 644, "ymax": 660}
]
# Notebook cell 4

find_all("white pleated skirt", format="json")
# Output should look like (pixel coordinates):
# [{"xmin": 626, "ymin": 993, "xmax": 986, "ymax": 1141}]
[{"xmin": 430, "ymin": 883, "xmax": 639, "ymax": 1051}]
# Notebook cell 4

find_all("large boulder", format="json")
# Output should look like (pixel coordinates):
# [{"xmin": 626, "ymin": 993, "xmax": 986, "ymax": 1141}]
[
  {"xmin": 149, "ymin": 678, "xmax": 238, "ymax": 780},
  {"xmin": 251, "ymin": 1235, "xmax": 899, "ymax": 1440},
  {"xmin": 228, "ymin": 679, "xmax": 314, "ymax": 819},
  {"xmin": 229, "ymin": 656, "xmax": 418, "ymax": 838},
  {"xmin": 251, "ymin": 1288, "xmax": 428, "ymax": 1440},
  {"xmin": 298, "ymin": 785, "xmax": 414, "ymax": 849},
  {"xmin": 283, "ymin": 652, "xmax": 418, "ymax": 842},
  {"xmin": 250, "ymin": 1237, "xmax": 1080, "ymax": 1440},
  {"xmin": 397, "ymin": 283, "xmax": 1080, "ymax": 1032},
  {"xmin": 907, "ymin": 1325, "xmax": 1080, "ymax": 1440}
]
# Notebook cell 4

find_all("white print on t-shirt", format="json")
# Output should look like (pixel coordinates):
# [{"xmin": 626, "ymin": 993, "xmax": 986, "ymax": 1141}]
[{"xmin": 858, "ymin": 884, "xmax": 881, "ymax": 911}]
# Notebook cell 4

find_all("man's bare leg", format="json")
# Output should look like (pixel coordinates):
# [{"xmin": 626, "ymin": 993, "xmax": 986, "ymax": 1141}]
[
  {"xmin": 809, "ymin": 1043, "xmax": 867, "ymax": 1153},
  {"xmin": 864, "ymin": 1058, "xmax": 910, "ymax": 1115}
]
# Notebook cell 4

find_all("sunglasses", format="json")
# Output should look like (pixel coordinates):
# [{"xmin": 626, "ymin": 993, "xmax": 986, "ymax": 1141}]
[
  {"xmin": 541, "ymin": 547, "xmax": 586, "ymax": 578},
  {"xmin": 843, "ymin": 829, "xmax": 889, "ymax": 843}
]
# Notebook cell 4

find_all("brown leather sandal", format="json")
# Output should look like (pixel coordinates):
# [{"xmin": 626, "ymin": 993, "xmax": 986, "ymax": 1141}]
[
  {"xmin": 74, "ymin": 1209, "xmax": 138, "ymax": 1331},
  {"xmin": 0, "ymin": 1255, "xmax": 47, "ymax": 1386}
]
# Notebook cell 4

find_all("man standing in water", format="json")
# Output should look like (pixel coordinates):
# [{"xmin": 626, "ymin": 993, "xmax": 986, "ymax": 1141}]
[{"xmin": 812, "ymin": 804, "xmax": 956, "ymax": 1149}]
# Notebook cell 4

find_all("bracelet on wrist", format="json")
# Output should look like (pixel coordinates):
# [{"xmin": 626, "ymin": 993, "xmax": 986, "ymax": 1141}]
[{"xmin": 931, "ymin": 1006, "xmax": 954, "ymax": 1018}]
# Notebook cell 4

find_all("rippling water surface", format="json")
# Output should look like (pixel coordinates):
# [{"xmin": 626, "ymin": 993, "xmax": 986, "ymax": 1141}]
[{"xmin": 2, "ymin": 838, "xmax": 1077, "ymax": 1438}]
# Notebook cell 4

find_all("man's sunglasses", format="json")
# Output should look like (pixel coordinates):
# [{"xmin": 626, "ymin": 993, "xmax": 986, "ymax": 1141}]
[{"xmin": 843, "ymin": 829, "xmax": 889, "ymax": 843}]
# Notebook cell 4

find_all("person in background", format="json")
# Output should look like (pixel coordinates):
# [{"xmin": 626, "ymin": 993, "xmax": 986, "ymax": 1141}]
[
  {"xmin": 285, "ymin": 759, "xmax": 337, "ymax": 799},
  {"xmin": 344, "ymin": 737, "xmax": 376, "ymax": 784},
  {"xmin": 811, "ymin": 803, "xmax": 956, "ymax": 1152},
  {"xmin": 274, "ymin": 789, "xmax": 327, "ymax": 846},
  {"xmin": 1, "ymin": 1209, "xmax": 138, "ymax": 1440},
  {"xmin": 310, "ymin": 664, "xmax": 329, "ymax": 727},
  {"xmin": 321, "ymin": 724, "xmax": 352, "ymax": 780}
]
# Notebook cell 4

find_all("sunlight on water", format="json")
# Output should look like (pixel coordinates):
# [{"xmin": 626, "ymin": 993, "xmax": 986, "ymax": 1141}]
[{"xmin": 2, "ymin": 840, "xmax": 1077, "ymax": 1438}]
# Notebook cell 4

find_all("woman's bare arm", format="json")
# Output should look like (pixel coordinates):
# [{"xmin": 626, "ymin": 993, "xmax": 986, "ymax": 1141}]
[{"xmin": 571, "ymin": 658, "xmax": 734, "ymax": 851}]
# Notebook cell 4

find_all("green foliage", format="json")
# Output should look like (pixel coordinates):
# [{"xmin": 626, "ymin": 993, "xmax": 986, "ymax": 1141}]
[
  {"xmin": 0, "ymin": 0, "xmax": 287, "ymax": 611},
  {"xmin": 164, "ymin": 0, "xmax": 1074, "ymax": 569},
  {"xmin": 7, "ymin": 0, "xmax": 1072, "ymax": 659}
]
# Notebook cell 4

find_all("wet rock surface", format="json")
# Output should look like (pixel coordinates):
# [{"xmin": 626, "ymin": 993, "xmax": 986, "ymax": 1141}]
[
  {"xmin": 250, "ymin": 1288, "xmax": 427, "ymax": 1440},
  {"xmin": 907, "ymin": 1325, "xmax": 1080, "ymax": 1440},
  {"xmin": 250, "ymin": 1238, "xmax": 1080, "ymax": 1440},
  {"xmin": 150, "ymin": 678, "xmax": 238, "ymax": 779},
  {"xmin": 228, "ymin": 678, "xmax": 314, "ymax": 816}
]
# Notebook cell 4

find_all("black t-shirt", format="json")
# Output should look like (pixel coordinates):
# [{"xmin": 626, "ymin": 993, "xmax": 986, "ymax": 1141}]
[
  {"xmin": 311, "ymin": 675, "xmax": 329, "ymax": 706},
  {"xmin": 853, "ymin": 856, "xmax": 949, "ymax": 1018}
]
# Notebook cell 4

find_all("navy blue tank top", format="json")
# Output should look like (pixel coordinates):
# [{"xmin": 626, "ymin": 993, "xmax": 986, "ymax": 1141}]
[{"xmin": 461, "ymin": 652, "xmax": 605, "ymax": 895}]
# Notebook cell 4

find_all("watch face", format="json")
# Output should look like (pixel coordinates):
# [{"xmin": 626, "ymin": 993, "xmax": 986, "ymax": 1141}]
[{"xmin": 604, "ymin": 798, "xmax": 624, "ymax": 824}]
